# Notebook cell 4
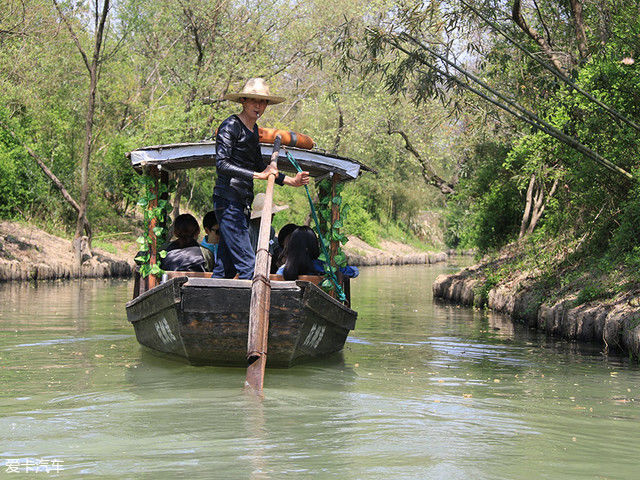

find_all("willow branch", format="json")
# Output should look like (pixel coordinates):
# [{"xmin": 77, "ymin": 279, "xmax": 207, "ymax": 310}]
[
  {"xmin": 459, "ymin": 0, "xmax": 640, "ymax": 133},
  {"xmin": 393, "ymin": 33, "xmax": 633, "ymax": 180}
]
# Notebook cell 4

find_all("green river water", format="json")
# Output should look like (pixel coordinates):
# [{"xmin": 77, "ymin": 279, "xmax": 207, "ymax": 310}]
[{"xmin": 1, "ymin": 262, "xmax": 639, "ymax": 479}]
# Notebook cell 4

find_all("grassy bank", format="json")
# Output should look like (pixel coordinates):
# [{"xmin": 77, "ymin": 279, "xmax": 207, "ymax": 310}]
[{"xmin": 471, "ymin": 236, "xmax": 640, "ymax": 310}]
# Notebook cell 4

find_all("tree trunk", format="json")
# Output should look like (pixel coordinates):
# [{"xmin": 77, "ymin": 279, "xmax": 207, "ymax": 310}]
[
  {"xmin": 519, "ymin": 174, "xmax": 536, "ymax": 238},
  {"xmin": 74, "ymin": 64, "xmax": 98, "ymax": 245},
  {"xmin": 54, "ymin": 0, "xmax": 110, "ymax": 264},
  {"xmin": 511, "ymin": 0, "xmax": 568, "ymax": 73},
  {"xmin": 569, "ymin": 0, "xmax": 589, "ymax": 61},
  {"xmin": 332, "ymin": 106, "xmax": 344, "ymax": 154},
  {"xmin": 527, "ymin": 177, "xmax": 558, "ymax": 234},
  {"xmin": 519, "ymin": 174, "xmax": 559, "ymax": 236},
  {"xmin": 171, "ymin": 172, "xmax": 188, "ymax": 220}
]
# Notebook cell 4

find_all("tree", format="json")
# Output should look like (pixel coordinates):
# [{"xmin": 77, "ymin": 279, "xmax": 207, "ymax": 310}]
[{"xmin": 52, "ymin": 0, "xmax": 111, "ymax": 262}]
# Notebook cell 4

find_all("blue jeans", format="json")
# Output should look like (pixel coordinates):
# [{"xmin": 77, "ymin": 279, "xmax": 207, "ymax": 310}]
[{"xmin": 212, "ymin": 195, "xmax": 255, "ymax": 279}]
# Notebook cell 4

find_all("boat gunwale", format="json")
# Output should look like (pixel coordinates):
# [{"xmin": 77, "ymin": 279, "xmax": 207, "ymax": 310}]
[
  {"xmin": 126, "ymin": 276, "xmax": 356, "ymax": 321},
  {"xmin": 125, "ymin": 276, "xmax": 186, "ymax": 310}
]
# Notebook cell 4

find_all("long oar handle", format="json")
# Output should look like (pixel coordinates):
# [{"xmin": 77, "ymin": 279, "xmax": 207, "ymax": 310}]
[{"xmin": 245, "ymin": 135, "xmax": 282, "ymax": 395}]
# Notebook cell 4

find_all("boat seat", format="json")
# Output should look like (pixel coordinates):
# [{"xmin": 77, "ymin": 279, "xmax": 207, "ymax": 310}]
[
  {"xmin": 269, "ymin": 274, "xmax": 323, "ymax": 286},
  {"xmin": 163, "ymin": 271, "xmax": 213, "ymax": 280},
  {"xmin": 159, "ymin": 271, "xmax": 323, "ymax": 287},
  {"xmin": 162, "ymin": 271, "xmax": 322, "ymax": 285}
]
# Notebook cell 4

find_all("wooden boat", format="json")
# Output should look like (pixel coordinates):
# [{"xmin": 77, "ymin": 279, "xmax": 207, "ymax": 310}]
[{"xmin": 125, "ymin": 140, "xmax": 372, "ymax": 367}]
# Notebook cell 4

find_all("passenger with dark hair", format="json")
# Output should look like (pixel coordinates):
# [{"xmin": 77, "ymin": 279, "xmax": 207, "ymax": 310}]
[
  {"xmin": 276, "ymin": 226, "xmax": 320, "ymax": 280},
  {"xmin": 276, "ymin": 226, "xmax": 359, "ymax": 280},
  {"xmin": 160, "ymin": 213, "xmax": 215, "ymax": 272},
  {"xmin": 201, "ymin": 211, "xmax": 219, "ymax": 262},
  {"xmin": 277, "ymin": 223, "xmax": 299, "ymax": 250},
  {"xmin": 271, "ymin": 223, "xmax": 299, "ymax": 274}
]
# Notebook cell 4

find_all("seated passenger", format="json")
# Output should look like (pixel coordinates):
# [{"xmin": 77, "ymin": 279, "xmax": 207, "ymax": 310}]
[
  {"xmin": 272, "ymin": 223, "xmax": 299, "ymax": 274},
  {"xmin": 276, "ymin": 226, "xmax": 359, "ymax": 280},
  {"xmin": 201, "ymin": 211, "xmax": 219, "ymax": 262},
  {"xmin": 161, "ymin": 213, "xmax": 215, "ymax": 272},
  {"xmin": 276, "ymin": 226, "xmax": 320, "ymax": 280}
]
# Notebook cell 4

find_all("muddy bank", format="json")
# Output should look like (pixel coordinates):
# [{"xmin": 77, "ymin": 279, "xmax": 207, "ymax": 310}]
[
  {"xmin": 433, "ymin": 262, "xmax": 640, "ymax": 357},
  {"xmin": 347, "ymin": 251, "xmax": 449, "ymax": 267},
  {"xmin": 343, "ymin": 235, "xmax": 472, "ymax": 267},
  {"xmin": 0, "ymin": 221, "xmax": 132, "ymax": 282},
  {"xmin": 0, "ymin": 256, "xmax": 131, "ymax": 282}
]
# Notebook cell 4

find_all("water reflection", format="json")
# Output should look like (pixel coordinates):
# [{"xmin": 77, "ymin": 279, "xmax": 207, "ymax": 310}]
[{"xmin": 1, "ymin": 267, "xmax": 640, "ymax": 478}]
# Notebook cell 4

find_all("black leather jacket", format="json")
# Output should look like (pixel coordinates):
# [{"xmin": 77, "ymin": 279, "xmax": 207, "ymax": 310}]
[{"xmin": 214, "ymin": 115, "xmax": 284, "ymax": 207}]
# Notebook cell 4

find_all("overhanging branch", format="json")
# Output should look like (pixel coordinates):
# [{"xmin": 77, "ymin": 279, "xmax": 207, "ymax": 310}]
[
  {"xmin": 384, "ymin": 32, "xmax": 633, "ymax": 180},
  {"xmin": 459, "ymin": 0, "xmax": 640, "ymax": 134},
  {"xmin": 387, "ymin": 123, "xmax": 456, "ymax": 195}
]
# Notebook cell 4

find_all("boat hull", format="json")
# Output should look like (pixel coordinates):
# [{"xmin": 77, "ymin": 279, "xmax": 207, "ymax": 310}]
[{"xmin": 125, "ymin": 277, "xmax": 357, "ymax": 367}]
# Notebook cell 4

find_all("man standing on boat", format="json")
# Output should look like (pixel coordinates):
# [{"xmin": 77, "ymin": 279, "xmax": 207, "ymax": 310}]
[{"xmin": 213, "ymin": 78, "xmax": 309, "ymax": 279}]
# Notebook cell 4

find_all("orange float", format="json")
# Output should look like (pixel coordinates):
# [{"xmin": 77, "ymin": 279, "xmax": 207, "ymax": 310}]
[{"xmin": 259, "ymin": 127, "xmax": 315, "ymax": 150}]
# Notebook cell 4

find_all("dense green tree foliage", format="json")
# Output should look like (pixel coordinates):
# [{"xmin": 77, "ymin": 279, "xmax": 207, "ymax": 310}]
[
  {"xmin": 0, "ymin": 0, "xmax": 638, "ymax": 268},
  {"xmin": 0, "ymin": 0, "xmax": 453, "ymax": 248},
  {"xmin": 334, "ymin": 0, "xmax": 639, "ymax": 263}
]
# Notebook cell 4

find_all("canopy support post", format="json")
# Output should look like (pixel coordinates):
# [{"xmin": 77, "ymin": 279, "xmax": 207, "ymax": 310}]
[
  {"xmin": 330, "ymin": 174, "xmax": 342, "ymax": 298},
  {"xmin": 147, "ymin": 166, "xmax": 160, "ymax": 290}
]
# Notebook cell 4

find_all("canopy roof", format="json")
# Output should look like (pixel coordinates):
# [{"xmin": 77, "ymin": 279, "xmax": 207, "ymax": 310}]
[{"xmin": 127, "ymin": 141, "xmax": 373, "ymax": 181}]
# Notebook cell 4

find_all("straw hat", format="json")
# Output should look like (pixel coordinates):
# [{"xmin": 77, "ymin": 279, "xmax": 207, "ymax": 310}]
[
  {"xmin": 250, "ymin": 193, "xmax": 289, "ymax": 219},
  {"xmin": 223, "ymin": 78, "xmax": 286, "ymax": 105}
]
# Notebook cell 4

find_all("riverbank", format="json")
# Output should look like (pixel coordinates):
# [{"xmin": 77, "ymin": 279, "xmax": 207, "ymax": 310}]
[
  {"xmin": 0, "ymin": 220, "xmax": 457, "ymax": 282},
  {"xmin": 0, "ymin": 221, "xmax": 132, "ymax": 281},
  {"xmin": 432, "ymin": 240, "xmax": 640, "ymax": 357},
  {"xmin": 343, "ymin": 236, "xmax": 453, "ymax": 266}
]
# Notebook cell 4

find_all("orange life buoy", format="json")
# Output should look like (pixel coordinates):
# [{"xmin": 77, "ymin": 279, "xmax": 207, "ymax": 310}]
[{"xmin": 259, "ymin": 127, "xmax": 314, "ymax": 150}]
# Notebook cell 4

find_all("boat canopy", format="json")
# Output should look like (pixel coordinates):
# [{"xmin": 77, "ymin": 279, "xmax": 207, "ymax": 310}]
[{"xmin": 127, "ymin": 141, "xmax": 373, "ymax": 181}]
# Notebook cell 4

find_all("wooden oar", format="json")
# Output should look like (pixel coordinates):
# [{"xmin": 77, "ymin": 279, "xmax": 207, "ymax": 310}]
[{"xmin": 245, "ymin": 135, "xmax": 282, "ymax": 395}]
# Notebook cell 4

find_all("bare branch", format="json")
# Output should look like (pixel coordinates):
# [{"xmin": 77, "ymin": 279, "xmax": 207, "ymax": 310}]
[
  {"xmin": 531, "ymin": 0, "xmax": 553, "ymax": 46},
  {"xmin": 277, "ymin": 81, "xmax": 316, "ymax": 123},
  {"xmin": 179, "ymin": 0, "xmax": 204, "ymax": 67},
  {"xmin": 387, "ymin": 123, "xmax": 456, "ymax": 195},
  {"xmin": 92, "ymin": 0, "xmax": 110, "ymax": 67},
  {"xmin": 51, "ymin": 0, "xmax": 91, "ymax": 73},
  {"xmin": 0, "ymin": 0, "xmax": 27, "ymax": 38}
]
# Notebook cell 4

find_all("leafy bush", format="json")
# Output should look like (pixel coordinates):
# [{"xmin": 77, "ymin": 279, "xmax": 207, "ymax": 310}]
[
  {"xmin": 341, "ymin": 183, "xmax": 380, "ymax": 246},
  {"xmin": 576, "ymin": 284, "xmax": 609, "ymax": 305},
  {"xmin": 444, "ymin": 141, "xmax": 519, "ymax": 253},
  {"xmin": 610, "ymin": 176, "xmax": 640, "ymax": 257}
]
